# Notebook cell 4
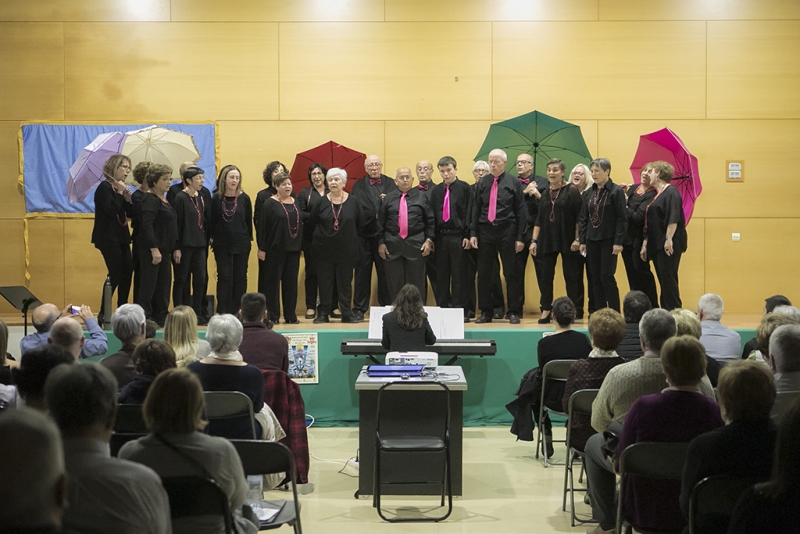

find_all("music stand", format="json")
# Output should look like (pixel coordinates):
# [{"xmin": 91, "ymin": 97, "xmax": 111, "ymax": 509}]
[{"xmin": 0, "ymin": 286, "xmax": 42, "ymax": 336}]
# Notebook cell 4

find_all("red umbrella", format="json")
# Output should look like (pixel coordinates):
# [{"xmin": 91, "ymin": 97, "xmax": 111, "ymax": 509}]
[
  {"xmin": 289, "ymin": 141, "xmax": 366, "ymax": 193},
  {"xmin": 629, "ymin": 128, "xmax": 702, "ymax": 225}
]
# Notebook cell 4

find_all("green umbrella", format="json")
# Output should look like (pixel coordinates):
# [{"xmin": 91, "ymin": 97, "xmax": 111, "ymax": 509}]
[{"xmin": 475, "ymin": 110, "xmax": 593, "ymax": 177}]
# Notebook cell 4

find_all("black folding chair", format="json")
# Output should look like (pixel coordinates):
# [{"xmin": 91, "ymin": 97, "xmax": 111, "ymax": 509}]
[
  {"xmin": 115, "ymin": 404, "xmax": 148, "ymax": 433},
  {"xmin": 535, "ymin": 359, "xmax": 574, "ymax": 467},
  {"xmin": 230, "ymin": 440, "xmax": 302, "ymax": 533},
  {"xmin": 373, "ymin": 381, "xmax": 452, "ymax": 522},
  {"xmin": 161, "ymin": 476, "xmax": 233, "ymax": 534},
  {"xmin": 204, "ymin": 391, "xmax": 257, "ymax": 439},
  {"xmin": 109, "ymin": 432, "xmax": 146, "ymax": 457},
  {"xmin": 562, "ymin": 388, "xmax": 600, "ymax": 526},
  {"xmin": 688, "ymin": 475, "xmax": 758, "ymax": 534}
]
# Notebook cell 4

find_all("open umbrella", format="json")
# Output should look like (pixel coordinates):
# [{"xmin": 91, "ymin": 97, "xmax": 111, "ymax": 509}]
[
  {"xmin": 66, "ymin": 131, "xmax": 125, "ymax": 203},
  {"xmin": 122, "ymin": 125, "xmax": 200, "ymax": 179},
  {"xmin": 629, "ymin": 128, "xmax": 701, "ymax": 225},
  {"xmin": 474, "ymin": 110, "xmax": 593, "ymax": 177},
  {"xmin": 289, "ymin": 140, "xmax": 366, "ymax": 193}
]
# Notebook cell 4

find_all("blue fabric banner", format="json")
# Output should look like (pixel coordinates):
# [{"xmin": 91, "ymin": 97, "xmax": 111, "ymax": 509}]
[{"xmin": 22, "ymin": 123, "xmax": 217, "ymax": 215}]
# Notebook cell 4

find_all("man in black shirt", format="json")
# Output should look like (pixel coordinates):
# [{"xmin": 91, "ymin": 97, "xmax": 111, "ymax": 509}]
[
  {"xmin": 378, "ymin": 167, "xmax": 435, "ymax": 303},
  {"xmin": 515, "ymin": 153, "xmax": 548, "ymax": 316},
  {"xmin": 351, "ymin": 155, "xmax": 397, "ymax": 321},
  {"xmin": 416, "ymin": 160, "xmax": 438, "ymax": 304},
  {"xmin": 470, "ymin": 149, "xmax": 528, "ymax": 324}
]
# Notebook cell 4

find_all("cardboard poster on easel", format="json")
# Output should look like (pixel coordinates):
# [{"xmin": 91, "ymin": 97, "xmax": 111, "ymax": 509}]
[{"xmin": 284, "ymin": 332, "xmax": 318, "ymax": 384}]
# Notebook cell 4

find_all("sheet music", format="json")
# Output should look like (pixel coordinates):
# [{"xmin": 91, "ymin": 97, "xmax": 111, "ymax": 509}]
[
  {"xmin": 368, "ymin": 306, "xmax": 464, "ymax": 340},
  {"xmin": 367, "ymin": 306, "xmax": 393, "ymax": 339}
]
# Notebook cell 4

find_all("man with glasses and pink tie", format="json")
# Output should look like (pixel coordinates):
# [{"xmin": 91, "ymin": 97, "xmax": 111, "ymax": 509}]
[
  {"xmin": 377, "ymin": 167, "xmax": 435, "ymax": 303},
  {"xmin": 469, "ymin": 149, "xmax": 527, "ymax": 324}
]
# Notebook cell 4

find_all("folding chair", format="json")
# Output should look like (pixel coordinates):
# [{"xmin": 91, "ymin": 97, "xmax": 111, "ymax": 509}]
[
  {"xmin": 161, "ymin": 476, "xmax": 233, "ymax": 534},
  {"xmin": 114, "ymin": 404, "xmax": 147, "ymax": 433},
  {"xmin": 562, "ymin": 388, "xmax": 600, "ymax": 526},
  {"xmin": 535, "ymin": 359, "xmax": 574, "ymax": 467},
  {"xmin": 688, "ymin": 475, "xmax": 758, "ymax": 534},
  {"xmin": 109, "ymin": 431, "xmax": 145, "ymax": 457},
  {"xmin": 204, "ymin": 391, "xmax": 257, "ymax": 439},
  {"xmin": 230, "ymin": 440, "xmax": 302, "ymax": 533},
  {"xmin": 373, "ymin": 381, "xmax": 452, "ymax": 522}
]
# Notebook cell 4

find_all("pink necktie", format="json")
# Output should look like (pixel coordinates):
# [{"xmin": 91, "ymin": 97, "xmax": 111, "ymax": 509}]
[
  {"xmin": 399, "ymin": 192, "xmax": 408, "ymax": 239},
  {"xmin": 488, "ymin": 176, "xmax": 498, "ymax": 222},
  {"xmin": 442, "ymin": 185, "xmax": 451, "ymax": 222}
]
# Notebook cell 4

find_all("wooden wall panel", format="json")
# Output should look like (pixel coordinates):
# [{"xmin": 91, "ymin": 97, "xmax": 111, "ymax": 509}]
[
  {"xmin": 385, "ymin": 0, "xmax": 598, "ymax": 21},
  {"xmin": 0, "ymin": 23, "xmax": 64, "ymax": 121},
  {"xmin": 492, "ymin": 22, "xmax": 706, "ymax": 120},
  {"xmin": 64, "ymin": 23, "xmax": 279, "ymax": 121},
  {"xmin": 26, "ymin": 219, "xmax": 65, "ymax": 307},
  {"xmin": 63, "ymin": 219, "xmax": 106, "ymax": 310},
  {"xmin": 171, "ymin": 0, "xmax": 384, "ymax": 22},
  {"xmin": 0, "ymin": 220, "xmax": 25, "ymax": 314},
  {"xmin": 0, "ymin": 0, "xmax": 169, "ymax": 21},
  {"xmin": 279, "ymin": 22, "xmax": 493, "ymax": 120},
  {"xmin": 708, "ymin": 21, "xmax": 800, "ymax": 119},
  {"xmin": 600, "ymin": 0, "xmax": 800, "ymax": 21},
  {"xmin": 0, "ymin": 122, "xmax": 25, "ymax": 219}
]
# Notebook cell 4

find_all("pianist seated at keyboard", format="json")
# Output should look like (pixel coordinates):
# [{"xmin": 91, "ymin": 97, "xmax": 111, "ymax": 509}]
[{"xmin": 381, "ymin": 284, "xmax": 437, "ymax": 352}]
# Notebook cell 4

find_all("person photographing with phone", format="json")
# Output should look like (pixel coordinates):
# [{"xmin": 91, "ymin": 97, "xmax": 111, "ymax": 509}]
[{"xmin": 19, "ymin": 302, "xmax": 108, "ymax": 359}]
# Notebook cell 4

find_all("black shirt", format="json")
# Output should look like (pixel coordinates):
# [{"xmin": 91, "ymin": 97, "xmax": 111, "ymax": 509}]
[
  {"xmin": 255, "ymin": 186, "xmax": 296, "ymax": 249},
  {"xmin": 470, "ymin": 171, "xmax": 528, "ymax": 242},
  {"xmin": 377, "ymin": 188, "xmax": 435, "ymax": 244},
  {"xmin": 174, "ymin": 191, "xmax": 208, "ymax": 248},
  {"xmin": 91, "ymin": 180, "xmax": 132, "ymax": 246},
  {"xmin": 416, "ymin": 181, "xmax": 435, "ymax": 205},
  {"xmin": 350, "ymin": 174, "xmax": 397, "ymax": 237},
  {"xmin": 578, "ymin": 179, "xmax": 628, "ymax": 245},
  {"xmin": 140, "ymin": 193, "xmax": 178, "ymax": 252},
  {"xmin": 297, "ymin": 186, "xmax": 328, "ymax": 243},
  {"xmin": 534, "ymin": 183, "xmax": 583, "ymax": 254},
  {"xmin": 381, "ymin": 310, "xmax": 437, "ymax": 352},
  {"xmin": 536, "ymin": 329, "xmax": 592, "ymax": 408},
  {"xmin": 258, "ymin": 197, "xmax": 303, "ymax": 252},
  {"xmin": 624, "ymin": 186, "xmax": 657, "ymax": 246},
  {"xmin": 645, "ymin": 185, "xmax": 687, "ymax": 256},
  {"xmin": 431, "ymin": 178, "xmax": 473, "ymax": 237},
  {"xmin": 131, "ymin": 188, "xmax": 145, "ymax": 241},
  {"xmin": 208, "ymin": 193, "xmax": 253, "ymax": 254},
  {"xmin": 519, "ymin": 174, "xmax": 549, "ymax": 241},
  {"xmin": 308, "ymin": 194, "xmax": 361, "ymax": 258}
]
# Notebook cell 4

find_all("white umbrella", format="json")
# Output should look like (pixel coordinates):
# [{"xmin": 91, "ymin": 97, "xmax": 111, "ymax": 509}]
[{"xmin": 122, "ymin": 125, "xmax": 200, "ymax": 179}]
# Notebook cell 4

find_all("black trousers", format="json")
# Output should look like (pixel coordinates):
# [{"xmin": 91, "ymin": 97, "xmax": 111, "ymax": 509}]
[
  {"xmin": 586, "ymin": 238, "xmax": 620, "ymax": 312},
  {"xmin": 516, "ymin": 241, "xmax": 542, "ymax": 310},
  {"xmin": 652, "ymin": 249, "xmax": 683, "ymax": 310},
  {"xmin": 622, "ymin": 242, "xmax": 659, "ymax": 308},
  {"xmin": 97, "ymin": 242, "xmax": 133, "ymax": 318},
  {"xmin": 424, "ymin": 253, "xmax": 438, "ymax": 305},
  {"xmin": 538, "ymin": 251, "xmax": 584, "ymax": 311},
  {"xmin": 264, "ymin": 249, "xmax": 300, "ymax": 322},
  {"xmin": 466, "ymin": 248, "xmax": 505, "ymax": 317},
  {"xmin": 384, "ymin": 253, "xmax": 426, "ymax": 305},
  {"xmin": 137, "ymin": 248, "xmax": 172, "ymax": 325},
  {"xmin": 435, "ymin": 233, "xmax": 467, "ymax": 311},
  {"xmin": 214, "ymin": 250, "xmax": 249, "ymax": 315},
  {"xmin": 173, "ymin": 246, "xmax": 208, "ymax": 318},
  {"xmin": 131, "ymin": 239, "xmax": 141, "ymax": 305},
  {"xmin": 477, "ymin": 223, "xmax": 523, "ymax": 316},
  {"xmin": 353, "ymin": 236, "xmax": 390, "ymax": 312},
  {"xmin": 316, "ymin": 254, "xmax": 353, "ymax": 318}
]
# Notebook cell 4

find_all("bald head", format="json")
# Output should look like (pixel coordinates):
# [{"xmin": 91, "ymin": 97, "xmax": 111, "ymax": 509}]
[
  {"xmin": 415, "ymin": 160, "xmax": 433, "ymax": 184},
  {"xmin": 365, "ymin": 154, "xmax": 383, "ymax": 179},
  {"xmin": 395, "ymin": 167, "xmax": 414, "ymax": 193},
  {"xmin": 48, "ymin": 317, "xmax": 84, "ymax": 360},
  {"xmin": 32, "ymin": 304, "xmax": 60, "ymax": 334}
]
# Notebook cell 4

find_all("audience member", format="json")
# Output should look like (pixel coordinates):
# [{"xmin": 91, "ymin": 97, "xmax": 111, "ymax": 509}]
[
  {"xmin": 614, "ymin": 336, "xmax": 723, "ymax": 534},
  {"xmin": 671, "ymin": 308, "xmax": 722, "ymax": 387},
  {"xmin": 767, "ymin": 324, "xmax": 800, "ymax": 423},
  {"xmin": 100, "ymin": 304, "xmax": 146, "ymax": 388},
  {"xmin": 48, "ymin": 317, "xmax": 88, "ymax": 361},
  {"xmin": 21, "ymin": 303, "xmax": 107, "ymax": 359},
  {"xmin": 697, "ymin": 293, "xmax": 741, "ymax": 363},
  {"xmin": 237, "ymin": 292, "xmax": 289, "ymax": 372},
  {"xmin": 0, "ymin": 318, "xmax": 15, "ymax": 386},
  {"xmin": 119, "ymin": 339, "xmax": 177, "ymax": 405},
  {"xmin": 680, "ymin": 360, "xmax": 777, "ymax": 534},
  {"xmin": 0, "ymin": 408, "xmax": 68, "ymax": 532},
  {"xmin": 145, "ymin": 319, "xmax": 158, "ymax": 339},
  {"xmin": 120, "ymin": 368, "xmax": 257, "ymax": 534},
  {"xmin": 44, "ymin": 362, "xmax": 171, "ymax": 534},
  {"xmin": 12, "ymin": 345, "xmax": 74, "ymax": 410},
  {"xmin": 381, "ymin": 284, "xmax": 437, "ymax": 352},
  {"xmin": 772, "ymin": 304, "xmax": 800, "ymax": 322},
  {"xmin": 750, "ymin": 312, "xmax": 798, "ymax": 365},
  {"xmin": 163, "ymin": 305, "xmax": 211, "ymax": 368},
  {"xmin": 617, "ymin": 290, "xmax": 651, "ymax": 360},
  {"xmin": 741, "ymin": 294, "xmax": 792, "ymax": 358}
]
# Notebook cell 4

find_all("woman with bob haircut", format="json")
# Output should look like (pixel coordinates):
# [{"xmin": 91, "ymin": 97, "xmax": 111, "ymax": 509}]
[
  {"xmin": 381, "ymin": 284, "xmax": 436, "ymax": 352},
  {"xmin": 163, "ymin": 306, "xmax": 211, "ymax": 368},
  {"xmin": 569, "ymin": 163, "xmax": 596, "ymax": 318},
  {"xmin": 119, "ymin": 368, "xmax": 257, "ymax": 534},
  {"xmin": 130, "ymin": 160, "xmax": 153, "ymax": 304},
  {"xmin": 670, "ymin": 307, "xmax": 722, "ymax": 386},
  {"xmin": 255, "ymin": 160, "xmax": 288, "ymax": 297},
  {"xmin": 614, "ymin": 336, "xmax": 723, "ymax": 534},
  {"xmin": 119, "ymin": 339, "xmax": 177, "ymax": 404},
  {"xmin": 296, "ymin": 163, "xmax": 329, "ymax": 319}
]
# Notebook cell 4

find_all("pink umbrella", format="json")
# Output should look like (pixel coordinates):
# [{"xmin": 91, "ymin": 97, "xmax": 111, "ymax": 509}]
[
  {"xmin": 629, "ymin": 128, "xmax": 702, "ymax": 225},
  {"xmin": 66, "ymin": 131, "xmax": 125, "ymax": 203}
]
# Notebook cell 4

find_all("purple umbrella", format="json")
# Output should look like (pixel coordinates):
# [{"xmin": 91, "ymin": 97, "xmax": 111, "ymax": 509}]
[
  {"xmin": 66, "ymin": 131, "xmax": 125, "ymax": 203},
  {"xmin": 629, "ymin": 128, "xmax": 702, "ymax": 225}
]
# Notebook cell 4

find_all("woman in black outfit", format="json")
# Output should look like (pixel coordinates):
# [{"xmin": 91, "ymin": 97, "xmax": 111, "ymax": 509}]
[
  {"xmin": 381, "ymin": 284, "xmax": 436, "ymax": 352},
  {"xmin": 530, "ymin": 159, "xmax": 584, "ymax": 324},
  {"xmin": 296, "ymin": 163, "xmax": 328, "ymax": 319},
  {"xmin": 172, "ymin": 166, "xmax": 208, "ymax": 320},
  {"xmin": 308, "ymin": 168, "xmax": 360, "ymax": 324},
  {"xmin": 130, "ymin": 161, "xmax": 152, "ymax": 305},
  {"xmin": 258, "ymin": 172, "xmax": 302, "ymax": 324},
  {"xmin": 137, "ymin": 164, "xmax": 178, "ymax": 326},
  {"xmin": 208, "ymin": 164, "xmax": 252, "ymax": 315},
  {"xmin": 622, "ymin": 163, "xmax": 658, "ymax": 308},
  {"xmin": 570, "ymin": 164, "xmax": 595, "ymax": 318},
  {"xmin": 255, "ymin": 160, "xmax": 287, "ymax": 297},
  {"xmin": 641, "ymin": 160, "xmax": 686, "ymax": 310},
  {"xmin": 91, "ymin": 154, "xmax": 134, "ymax": 321}
]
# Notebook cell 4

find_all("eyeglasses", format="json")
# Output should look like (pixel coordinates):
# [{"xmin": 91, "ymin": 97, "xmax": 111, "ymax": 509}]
[
  {"xmin": 516, "ymin": 160, "xmax": 532, "ymax": 165},
  {"xmin": 120, "ymin": 165, "xmax": 131, "ymax": 170},
  {"xmin": 366, "ymin": 163, "xmax": 382, "ymax": 168}
]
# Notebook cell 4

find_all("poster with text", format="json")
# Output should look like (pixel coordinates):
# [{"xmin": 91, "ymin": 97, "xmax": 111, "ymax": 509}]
[{"xmin": 285, "ymin": 332, "xmax": 318, "ymax": 384}]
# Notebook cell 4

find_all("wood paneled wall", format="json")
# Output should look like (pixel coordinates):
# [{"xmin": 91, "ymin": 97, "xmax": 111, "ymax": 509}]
[{"xmin": 1, "ymin": 0, "xmax": 798, "ymax": 315}]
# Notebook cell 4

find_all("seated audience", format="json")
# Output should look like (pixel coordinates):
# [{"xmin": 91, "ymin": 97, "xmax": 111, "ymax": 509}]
[
  {"xmin": 0, "ymin": 408, "xmax": 68, "ymax": 532},
  {"xmin": 728, "ymin": 397, "xmax": 800, "ymax": 534},
  {"xmin": 670, "ymin": 308, "xmax": 722, "ymax": 387},
  {"xmin": 48, "ymin": 317, "xmax": 91, "ymax": 361},
  {"xmin": 767, "ymin": 324, "xmax": 800, "ymax": 423},
  {"xmin": 773, "ymin": 304, "xmax": 800, "ymax": 322},
  {"xmin": 615, "ymin": 336, "xmax": 724, "ymax": 534},
  {"xmin": 381, "ymin": 284, "xmax": 436, "ymax": 352},
  {"xmin": 238, "ymin": 292, "xmax": 289, "ymax": 372},
  {"xmin": 617, "ymin": 290, "xmax": 651, "ymax": 360},
  {"xmin": 741, "ymin": 294, "xmax": 791, "ymax": 358},
  {"xmin": 145, "ymin": 319, "xmax": 158, "ymax": 339},
  {"xmin": 120, "ymin": 368, "xmax": 257, "ymax": 534},
  {"xmin": 163, "ymin": 305, "xmax": 211, "ymax": 367},
  {"xmin": 44, "ymin": 362, "xmax": 171, "ymax": 534},
  {"xmin": 100, "ymin": 304, "xmax": 147, "ymax": 388},
  {"xmin": 119, "ymin": 339, "xmax": 177, "ymax": 405},
  {"xmin": 680, "ymin": 360, "xmax": 777, "ymax": 534},
  {"xmin": 750, "ymin": 312, "xmax": 798, "ymax": 365},
  {"xmin": 21, "ymin": 303, "xmax": 107, "ymax": 359},
  {"xmin": 12, "ymin": 344, "xmax": 74, "ymax": 410},
  {"xmin": 562, "ymin": 308, "xmax": 626, "ymax": 453},
  {"xmin": 189, "ymin": 314, "xmax": 265, "ymax": 439},
  {"xmin": 697, "ymin": 293, "xmax": 741, "ymax": 363}
]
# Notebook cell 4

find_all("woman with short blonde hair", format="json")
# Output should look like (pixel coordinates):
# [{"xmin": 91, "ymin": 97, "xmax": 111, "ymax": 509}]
[{"xmin": 163, "ymin": 306, "xmax": 211, "ymax": 367}]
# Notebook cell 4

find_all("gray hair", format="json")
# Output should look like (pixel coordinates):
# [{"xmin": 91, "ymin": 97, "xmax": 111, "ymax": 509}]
[
  {"xmin": 0, "ymin": 408, "xmax": 65, "ymax": 528},
  {"xmin": 472, "ymin": 160, "xmax": 489, "ymax": 172},
  {"xmin": 111, "ymin": 304, "xmax": 146, "ymax": 343},
  {"xmin": 48, "ymin": 318, "xmax": 83, "ymax": 350},
  {"xmin": 489, "ymin": 149, "xmax": 508, "ymax": 162},
  {"xmin": 570, "ymin": 163, "xmax": 594, "ymax": 192},
  {"xmin": 590, "ymin": 157, "xmax": 612, "ymax": 173},
  {"xmin": 45, "ymin": 363, "xmax": 118, "ymax": 435},
  {"xmin": 326, "ymin": 167, "xmax": 347, "ymax": 187},
  {"xmin": 206, "ymin": 314, "xmax": 243, "ymax": 355},
  {"xmin": 639, "ymin": 308, "xmax": 677, "ymax": 351},
  {"xmin": 773, "ymin": 305, "xmax": 800, "ymax": 323},
  {"xmin": 769, "ymin": 324, "xmax": 800, "ymax": 373},
  {"xmin": 698, "ymin": 293, "xmax": 724, "ymax": 321}
]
